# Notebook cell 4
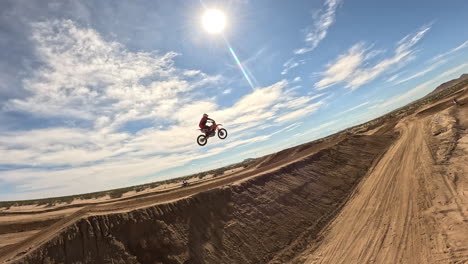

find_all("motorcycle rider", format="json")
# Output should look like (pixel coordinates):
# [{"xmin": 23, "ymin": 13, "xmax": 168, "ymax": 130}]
[{"xmin": 199, "ymin": 113, "xmax": 215, "ymax": 135}]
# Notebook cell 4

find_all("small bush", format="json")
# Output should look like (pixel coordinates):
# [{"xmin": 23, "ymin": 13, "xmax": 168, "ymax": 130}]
[
  {"xmin": 109, "ymin": 192, "xmax": 124, "ymax": 199},
  {"xmin": 213, "ymin": 170, "xmax": 224, "ymax": 177}
]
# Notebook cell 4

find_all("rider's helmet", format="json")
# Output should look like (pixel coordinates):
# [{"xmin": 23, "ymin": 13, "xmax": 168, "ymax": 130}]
[{"xmin": 203, "ymin": 113, "xmax": 208, "ymax": 117}]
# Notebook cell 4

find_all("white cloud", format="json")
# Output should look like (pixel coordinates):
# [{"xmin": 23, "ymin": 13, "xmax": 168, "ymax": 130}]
[
  {"xmin": 315, "ymin": 43, "xmax": 366, "ymax": 89},
  {"xmin": 183, "ymin": 70, "xmax": 201, "ymax": 76},
  {"xmin": 0, "ymin": 20, "xmax": 327, "ymax": 200},
  {"xmin": 223, "ymin": 88, "xmax": 232, "ymax": 94},
  {"xmin": 214, "ymin": 80, "xmax": 325, "ymax": 128},
  {"xmin": 5, "ymin": 20, "xmax": 209, "ymax": 125},
  {"xmin": 315, "ymin": 25, "xmax": 431, "ymax": 90},
  {"xmin": 294, "ymin": 0, "xmax": 343, "ymax": 54},
  {"xmin": 292, "ymin": 76, "xmax": 302, "ymax": 83},
  {"xmin": 0, "ymin": 128, "xmax": 129, "ymax": 166}
]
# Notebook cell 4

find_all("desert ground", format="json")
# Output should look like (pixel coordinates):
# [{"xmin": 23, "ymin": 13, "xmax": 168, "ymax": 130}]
[{"xmin": 0, "ymin": 83, "xmax": 467, "ymax": 263}]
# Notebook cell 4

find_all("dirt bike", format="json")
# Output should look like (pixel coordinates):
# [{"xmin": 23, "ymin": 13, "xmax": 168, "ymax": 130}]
[{"xmin": 197, "ymin": 122, "xmax": 228, "ymax": 146}]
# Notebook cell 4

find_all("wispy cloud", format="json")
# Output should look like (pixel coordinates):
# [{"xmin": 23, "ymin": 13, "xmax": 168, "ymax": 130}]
[
  {"xmin": 336, "ymin": 101, "xmax": 370, "ymax": 115},
  {"xmin": 437, "ymin": 62, "xmax": 468, "ymax": 78},
  {"xmin": 282, "ymin": 0, "xmax": 342, "ymax": 75},
  {"xmin": 392, "ymin": 60, "xmax": 446, "ymax": 85},
  {"xmin": 315, "ymin": 24, "xmax": 432, "ymax": 90},
  {"xmin": 293, "ymin": 120, "xmax": 337, "ymax": 138},
  {"xmin": 386, "ymin": 39, "xmax": 468, "ymax": 86},
  {"xmin": 430, "ymin": 40, "xmax": 468, "ymax": 63},
  {"xmin": 242, "ymin": 46, "xmax": 268, "ymax": 66},
  {"xmin": 276, "ymin": 100, "xmax": 324, "ymax": 122},
  {"xmin": 308, "ymin": 120, "xmax": 337, "ymax": 132},
  {"xmin": 386, "ymin": 72, "xmax": 403, "ymax": 82},
  {"xmin": 269, "ymin": 122, "xmax": 303, "ymax": 137},
  {"xmin": 292, "ymin": 76, "xmax": 302, "ymax": 83},
  {"xmin": 294, "ymin": 0, "xmax": 343, "ymax": 54},
  {"xmin": 377, "ymin": 62, "xmax": 468, "ymax": 109},
  {"xmin": 281, "ymin": 58, "xmax": 305, "ymax": 75}
]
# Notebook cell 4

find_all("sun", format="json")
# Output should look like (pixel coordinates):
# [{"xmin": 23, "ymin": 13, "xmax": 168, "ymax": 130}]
[{"xmin": 202, "ymin": 9, "xmax": 226, "ymax": 34}]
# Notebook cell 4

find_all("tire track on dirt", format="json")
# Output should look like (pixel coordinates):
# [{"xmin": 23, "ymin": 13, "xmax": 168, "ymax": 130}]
[
  {"xmin": 300, "ymin": 100, "xmax": 468, "ymax": 264},
  {"xmin": 303, "ymin": 119, "xmax": 434, "ymax": 264}
]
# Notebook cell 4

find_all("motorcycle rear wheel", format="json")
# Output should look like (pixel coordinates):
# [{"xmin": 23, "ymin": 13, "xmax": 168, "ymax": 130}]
[{"xmin": 197, "ymin": 135, "xmax": 208, "ymax": 146}]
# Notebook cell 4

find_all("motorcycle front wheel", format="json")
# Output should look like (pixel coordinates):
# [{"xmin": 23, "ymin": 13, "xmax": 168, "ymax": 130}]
[
  {"xmin": 197, "ymin": 135, "xmax": 208, "ymax": 146},
  {"xmin": 218, "ymin": 128, "xmax": 228, "ymax": 139}
]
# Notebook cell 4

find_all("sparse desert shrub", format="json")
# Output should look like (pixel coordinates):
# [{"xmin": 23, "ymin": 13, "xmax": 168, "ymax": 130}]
[
  {"xmin": 109, "ymin": 192, "xmax": 123, "ymax": 199},
  {"xmin": 213, "ymin": 170, "xmax": 224, "ymax": 177}
]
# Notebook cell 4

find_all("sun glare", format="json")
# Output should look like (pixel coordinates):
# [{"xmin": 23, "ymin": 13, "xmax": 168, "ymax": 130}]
[{"xmin": 202, "ymin": 9, "xmax": 226, "ymax": 34}]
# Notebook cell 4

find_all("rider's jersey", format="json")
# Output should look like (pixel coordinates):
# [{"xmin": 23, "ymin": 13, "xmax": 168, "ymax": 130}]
[{"xmin": 199, "ymin": 117, "xmax": 208, "ymax": 128}]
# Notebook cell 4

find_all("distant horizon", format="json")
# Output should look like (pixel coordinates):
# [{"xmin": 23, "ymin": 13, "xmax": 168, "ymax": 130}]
[
  {"xmin": 1, "ymin": 0, "xmax": 468, "ymax": 200},
  {"xmin": 1, "ymin": 73, "xmax": 465, "ymax": 203}
]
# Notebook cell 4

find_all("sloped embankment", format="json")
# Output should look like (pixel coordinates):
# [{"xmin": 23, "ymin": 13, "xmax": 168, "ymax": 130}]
[{"xmin": 12, "ymin": 133, "xmax": 396, "ymax": 264}]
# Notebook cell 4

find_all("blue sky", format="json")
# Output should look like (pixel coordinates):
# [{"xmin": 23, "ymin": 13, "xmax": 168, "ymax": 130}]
[{"xmin": 1, "ymin": 0, "xmax": 467, "ymax": 200}]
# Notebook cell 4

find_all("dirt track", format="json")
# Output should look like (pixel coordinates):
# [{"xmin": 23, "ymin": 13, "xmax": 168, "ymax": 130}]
[
  {"xmin": 296, "ymin": 94, "xmax": 468, "ymax": 264},
  {"xmin": 0, "ymin": 88, "xmax": 467, "ymax": 264}
]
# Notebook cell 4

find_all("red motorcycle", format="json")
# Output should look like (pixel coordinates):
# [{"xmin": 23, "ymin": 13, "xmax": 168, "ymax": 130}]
[{"xmin": 197, "ymin": 121, "xmax": 228, "ymax": 146}]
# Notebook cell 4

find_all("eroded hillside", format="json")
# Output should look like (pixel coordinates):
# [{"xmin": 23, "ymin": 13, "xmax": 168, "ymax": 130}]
[{"xmin": 7, "ymin": 133, "xmax": 395, "ymax": 264}]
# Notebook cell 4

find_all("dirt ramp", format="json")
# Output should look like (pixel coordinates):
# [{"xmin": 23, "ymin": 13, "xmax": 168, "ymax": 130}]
[{"xmin": 11, "ymin": 134, "xmax": 395, "ymax": 264}]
